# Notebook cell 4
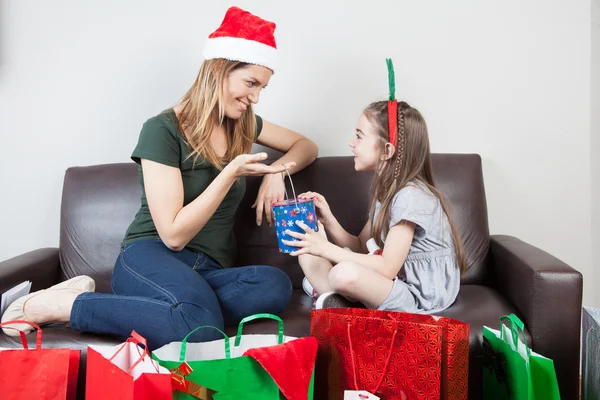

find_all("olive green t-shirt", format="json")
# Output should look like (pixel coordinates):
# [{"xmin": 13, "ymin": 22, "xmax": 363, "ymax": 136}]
[{"xmin": 121, "ymin": 109, "xmax": 263, "ymax": 268}]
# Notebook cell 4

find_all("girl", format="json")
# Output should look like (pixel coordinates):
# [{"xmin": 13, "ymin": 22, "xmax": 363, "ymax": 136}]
[
  {"xmin": 2, "ymin": 6, "xmax": 318, "ymax": 348},
  {"xmin": 284, "ymin": 96, "xmax": 466, "ymax": 313}
]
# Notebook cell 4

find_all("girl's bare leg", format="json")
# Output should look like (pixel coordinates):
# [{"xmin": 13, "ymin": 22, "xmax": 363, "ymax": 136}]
[
  {"xmin": 327, "ymin": 261, "xmax": 394, "ymax": 309},
  {"xmin": 298, "ymin": 254, "xmax": 334, "ymax": 295}
]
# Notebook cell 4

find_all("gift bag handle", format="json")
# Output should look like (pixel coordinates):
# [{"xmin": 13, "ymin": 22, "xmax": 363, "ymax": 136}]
[
  {"xmin": 499, "ymin": 314, "xmax": 531, "ymax": 356},
  {"xmin": 180, "ymin": 326, "xmax": 230, "ymax": 362},
  {"xmin": 109, "ymin": 331, "xmax": 160, "ymax": 374},
  {"xmin": 347, "ymin": 322, "xmax": 398, "ymax": 394},
  {"xmin": 0, "ymin": 320, "xmax": 42, "ymax": 350},
  {"xmin": 279, "ymin": 164, "xmax": 300, "ymax": 213},
  {"xmin": 235, "ymin": 313, "xmax": 284, "ymax": 347}
]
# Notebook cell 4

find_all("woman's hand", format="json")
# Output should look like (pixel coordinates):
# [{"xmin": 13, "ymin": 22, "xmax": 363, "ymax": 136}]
[
  {"xmin": 225, "ymin": 153, "xmax": 295, "ymax": 226},
  {"xmin": 298, "ymin": 191, "xmax": 335, "ymax": 226},
  {"xmin": 282, "ymin": 220, "xmax": 335, "ymax": 258},
  {"xmin": 226, "ymin": 153, "xmax": 295, "ymax": 178},
  {"xmin": 253, "ymin": 173, "xmax": 287, "ymax": 226}
]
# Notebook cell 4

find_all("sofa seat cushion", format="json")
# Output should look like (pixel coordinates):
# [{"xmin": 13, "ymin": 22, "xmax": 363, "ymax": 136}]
[
  {"xmin": 232, "ymin": 285, "xmax": 532, "ymax": 349},
  {"xmin": 223, "ymin": 289, "xmax": 314, "ymax": 337}
]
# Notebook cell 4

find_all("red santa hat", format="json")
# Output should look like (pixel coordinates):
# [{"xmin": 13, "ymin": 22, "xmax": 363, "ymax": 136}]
[{"xmin": 203, "ymin": 6, "xmax": 278, "ymax": 72}]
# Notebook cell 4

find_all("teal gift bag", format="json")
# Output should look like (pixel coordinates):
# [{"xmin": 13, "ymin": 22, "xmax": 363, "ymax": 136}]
[
  {"xmin": 482, "ymin": 314, "xmax": 560, "ymax": 400},
  {"xmin": 582, "ymin": 306, "xmax": 600, "ymax": 400}
]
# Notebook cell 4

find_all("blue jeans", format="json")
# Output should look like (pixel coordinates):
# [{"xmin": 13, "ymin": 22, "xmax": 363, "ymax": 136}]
[{"xmin": 70, "ymin": 239, "xmax": 292, "ymax": 349}]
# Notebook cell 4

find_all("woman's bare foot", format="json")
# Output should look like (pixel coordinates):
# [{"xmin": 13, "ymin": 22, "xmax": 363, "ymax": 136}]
[
  {"xmin": 1, "ymin": 275, "xmax": 95, "ymax": 336},
  {"xmin": 23, "ymin": 289, "xmax": 81, "ymax": 324}
]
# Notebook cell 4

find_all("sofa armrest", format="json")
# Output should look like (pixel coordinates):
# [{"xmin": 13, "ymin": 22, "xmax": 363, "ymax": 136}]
[
  {"xmin": 0, "ymin": 248, "xmax": 61, "ymax": 294},
  {"xmin": 490, "ymin": 234, "xmax": 582, "ymax": 400}
]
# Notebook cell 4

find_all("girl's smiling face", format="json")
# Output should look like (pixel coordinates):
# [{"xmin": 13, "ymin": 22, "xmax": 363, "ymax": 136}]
[{"xmin": 349, "ymin": 113, "xmax": 388, "ymax": 171}]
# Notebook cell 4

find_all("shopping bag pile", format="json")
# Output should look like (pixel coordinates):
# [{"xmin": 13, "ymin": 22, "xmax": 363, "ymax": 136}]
[{"xmin": 153, "ymin": 313, "xmax": 318, "ymax": 399}]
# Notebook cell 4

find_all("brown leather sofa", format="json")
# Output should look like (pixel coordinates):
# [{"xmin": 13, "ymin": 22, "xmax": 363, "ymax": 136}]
[{"xmin": 0, "ymin": 153, "xmax": 582, "ymax": 399}]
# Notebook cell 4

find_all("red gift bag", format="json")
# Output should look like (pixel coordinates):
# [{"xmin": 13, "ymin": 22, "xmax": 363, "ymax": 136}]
[
  {"xmin": 0, "ymin": 320, "xmax": 80, "ymax": 400},
  {"xmin": 310, "ymin": 308, "xmax": 469, "ymax": 400},
  {"xmin": 86, "ymin": 331, "xmax": 173, "ymax": 400}
]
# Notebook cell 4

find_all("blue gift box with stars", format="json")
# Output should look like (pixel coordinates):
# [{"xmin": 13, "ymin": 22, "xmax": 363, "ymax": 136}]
[{"xmin": 272, "ymin": 198, "xmax": 318, "ymax": 253}]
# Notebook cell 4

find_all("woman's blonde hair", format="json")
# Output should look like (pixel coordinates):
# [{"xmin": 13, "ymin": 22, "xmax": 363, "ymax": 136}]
[
  {"xmin": 175, "ymin": 59, "xmax": 256, "ymax": 169},
  {"xmin": 365, "ymin": 100, "xmax": 467, "ymax": 275}
]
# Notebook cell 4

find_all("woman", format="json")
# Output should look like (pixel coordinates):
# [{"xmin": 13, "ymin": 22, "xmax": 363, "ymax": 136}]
[{"xmin": 2, "ymin": 6, "xmax": 318, "ymax": 349}]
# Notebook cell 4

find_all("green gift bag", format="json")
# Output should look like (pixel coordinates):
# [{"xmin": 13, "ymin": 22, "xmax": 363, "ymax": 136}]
[
  {"xmin": 482, "ymin": 314, "xmax": 560, "ymax": 400},
  {"xmin": 152, "ymin": 313, "xmax": 317, "ymax": 400}
]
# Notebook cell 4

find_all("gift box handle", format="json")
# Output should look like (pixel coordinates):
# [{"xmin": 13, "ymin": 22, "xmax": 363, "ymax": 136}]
[
  {"xmin": 279, "ymin": 164, "xmax": 300, "ymax": 213},
  {"xmin": 0, "ymin": 320, "xmax": 42, "ymax": 350},
  {"xmin": 180, "ymin": 326, "xmax": 230, "ymax": 362},
  {"xmin": 235, "ymin": 313, "xmax": 284, "ymax": 347},
  {"xmin": 499, "ymin": 314, "xmax": 531, "ymax": 356}
]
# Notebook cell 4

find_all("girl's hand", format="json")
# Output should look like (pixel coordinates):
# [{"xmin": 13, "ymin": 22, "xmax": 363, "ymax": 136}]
[
  {"xmin": 298, "ymin": 191, "xmax": 334, "ymax": 226},
  {"xmin": 282, "ymin": 220, "xmax": 335, "ymax": 257}
]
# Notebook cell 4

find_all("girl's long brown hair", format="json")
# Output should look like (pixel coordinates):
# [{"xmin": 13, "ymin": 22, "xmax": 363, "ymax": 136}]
[
  {"xmin": 365, "ymin": 101, "xmax": 467, "ymax": 274},
  {"xmin": 175, "ymin": 59, "xmax": 256, "ymax": 169}
]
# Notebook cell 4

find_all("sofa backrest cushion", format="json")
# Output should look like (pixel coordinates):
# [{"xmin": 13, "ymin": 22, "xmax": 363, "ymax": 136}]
[{"xmin": 59, "ymin": 154, "xmax": 490, "ymax": 292}]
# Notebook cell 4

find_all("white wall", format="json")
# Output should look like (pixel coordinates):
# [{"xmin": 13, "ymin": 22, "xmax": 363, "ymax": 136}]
[{"xmin": 0, "ymin": 1, "xmax": 596, "ymax": 306}]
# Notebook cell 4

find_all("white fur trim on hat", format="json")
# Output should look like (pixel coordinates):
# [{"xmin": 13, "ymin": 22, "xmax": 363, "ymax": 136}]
[{"xmin": 203, "ymin": 36, "xmax": 277, "ymax": 72}]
